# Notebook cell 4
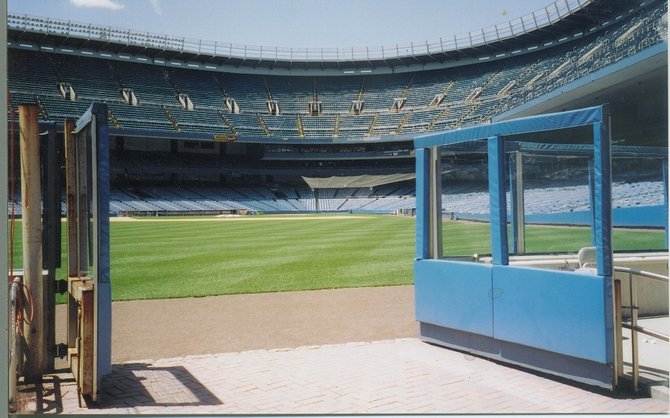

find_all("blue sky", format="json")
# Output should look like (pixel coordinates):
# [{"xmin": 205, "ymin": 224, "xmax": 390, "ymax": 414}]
[{"xmin": 8, "ymin": 0, "xmax": 550, "ymax": 49}]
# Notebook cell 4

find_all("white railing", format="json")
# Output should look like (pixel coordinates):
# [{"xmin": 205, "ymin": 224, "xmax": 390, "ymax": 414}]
[
  {"xmin": 8, "ymin": 0, "xmax": 592, "ymax": 63},
  {"xmin": 614, "ymin": 267, "xmax": 669, "ymax": 392}
]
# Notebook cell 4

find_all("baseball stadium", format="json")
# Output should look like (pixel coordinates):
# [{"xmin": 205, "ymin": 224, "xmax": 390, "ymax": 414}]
[{"xmin": 2, "ymin": 0, "xmax": 669, "ymax": 414}]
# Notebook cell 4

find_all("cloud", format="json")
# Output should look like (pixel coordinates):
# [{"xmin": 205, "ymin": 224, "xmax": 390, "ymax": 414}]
[
  {"xmin": 148, "ymin": 0, "xmax": 163, "ymax": 15},
  {"xmin": 69, "ymin": 0, "xmax": 124, "ymax": 10}
]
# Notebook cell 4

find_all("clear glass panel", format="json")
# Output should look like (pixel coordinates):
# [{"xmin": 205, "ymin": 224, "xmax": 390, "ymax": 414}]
[
  {"xmin": 520, "ymin": 154, "xmax": 593, "ymax": 255},
  {"xmin": 611, "ymin": 156, "xmax": 666, "ymax": 252},
  {"xmin": 440, "ymin": 142, "xmax": 491, "ymax": 260}
]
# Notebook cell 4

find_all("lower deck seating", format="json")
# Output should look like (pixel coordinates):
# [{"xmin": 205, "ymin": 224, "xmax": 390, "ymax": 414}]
[{"xmin": 8, "ymin": 180, "xmax": 664, "ymax": 216}]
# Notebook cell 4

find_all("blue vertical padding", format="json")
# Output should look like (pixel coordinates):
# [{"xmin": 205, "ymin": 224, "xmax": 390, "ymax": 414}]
[
  {"xmin": 508, "ymin": 154, "xmax": 519, "ymax": 254},
  {"xmin": 593, "ymin": 115, "xmax": 614, "ymax": 367},
  {"xmin": 663, "ymin": 160, "xmax": 668, "ymax": 248},
  {"xmin": 93, "ymin": 103, "xmax": 112, "ymax": 378},
  {"xmin": 593, "ymin": 121, "xmax": 612, "ymax": 277},
  {"xmin": 488, "ymin": 136, "xmax": 508, "ymax": 266},
  {"xmin": 587, "ymin": 159, "xmax": 596, "ymax": 246},
  {"xmin": 415, "ymin": 148, "xmax": 431, "ymax": 260}
]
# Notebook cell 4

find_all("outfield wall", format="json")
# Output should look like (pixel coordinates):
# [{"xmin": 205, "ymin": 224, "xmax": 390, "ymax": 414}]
[{"xmin": 453, "ymin": 204, "xmax": 666, "ymax": 228}]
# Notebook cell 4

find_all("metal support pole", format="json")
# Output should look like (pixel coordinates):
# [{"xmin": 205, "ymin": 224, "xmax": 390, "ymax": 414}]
[
  {"xmin": 428, "ymin": 147, "xmax": 442, "ymax": 259},
  {"xmin": 509, "ymin": 154, "xmax": 518, "ymax": 253},
  {"xmin": 19, "ymin": 103, "xmax": 45, "ymax": 383},
  {"xmin": 515, "ymin": 153, "xmax": 525, "ymax": 253},
  {"xmin": 629, "ymin": 272, "xmax": 639, "ymax": 392},
  {"xmin": 40, "ymin": 123, "xmax": 60, "ymax": 372},
  {"xmin": 509, "ymin": 151, "xmax": 525, "ymax": 254},
  {"xmin": 613, "ymin": 278, "xmax": 623, "ymax": 387},
  {"xmin": 64, "ymin": 118, "xmax": 81, "ymax": 352},
  {"xmin": 416, "ymin": 148, "xmax": 431, "ymax": 260}
]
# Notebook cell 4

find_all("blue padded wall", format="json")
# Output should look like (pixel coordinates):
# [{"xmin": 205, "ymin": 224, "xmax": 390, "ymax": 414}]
[
  {"xmin": 415, "ymin": 259, "xmax": 493, "ymax": 337},
  {"xmin": 491, "ymin": 265, "xmax": 611, "ymax": 363}
]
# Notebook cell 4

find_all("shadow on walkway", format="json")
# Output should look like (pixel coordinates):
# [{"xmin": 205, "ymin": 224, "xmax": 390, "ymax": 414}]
[
  {"xmin": 13, "ymin": 375, "xmax": 69, "ymax": 414},
  {"xmin": 91, "ymin": 362, "xmax": 222, "ymax": 409}
]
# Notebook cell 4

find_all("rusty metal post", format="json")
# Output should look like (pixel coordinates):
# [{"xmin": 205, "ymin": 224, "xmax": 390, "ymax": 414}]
[{"xmin": 19, "ymin": 103, "xmax": 45, "ymax": 383}]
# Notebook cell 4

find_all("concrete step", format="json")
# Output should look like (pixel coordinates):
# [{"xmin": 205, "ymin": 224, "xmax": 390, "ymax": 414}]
[{"xmin": 648, "ymin": 382, "xmax": 669, "ymax": 403}]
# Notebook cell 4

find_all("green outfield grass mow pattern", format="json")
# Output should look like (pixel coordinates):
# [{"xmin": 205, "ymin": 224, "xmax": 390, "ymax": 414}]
[{"xmin": 7, "ymin": 214, "xmax": 666, "ymax": 302}]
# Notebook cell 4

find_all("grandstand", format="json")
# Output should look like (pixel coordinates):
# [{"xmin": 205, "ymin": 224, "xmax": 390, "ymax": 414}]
[{"xmin": 6, "ymin": 0, "xmax": 668, "ymax": 216}]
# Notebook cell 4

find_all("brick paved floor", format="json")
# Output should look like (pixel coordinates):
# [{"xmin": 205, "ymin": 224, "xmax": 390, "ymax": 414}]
[{"xmin": 34, "ymin": 338, "xmax": 669, "ymax": 414}]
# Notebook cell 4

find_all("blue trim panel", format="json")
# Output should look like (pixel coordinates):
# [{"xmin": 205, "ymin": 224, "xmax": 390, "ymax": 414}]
[
  {"xmin": 422, "ymin": 140, "xmax": 666, "ymax": 157},
  {"xmin": 414, "ymin": 106, "xmax": 604, "ymax": 149}
]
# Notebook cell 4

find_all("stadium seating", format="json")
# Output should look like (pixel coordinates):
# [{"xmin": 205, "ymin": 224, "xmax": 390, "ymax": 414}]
[
  {"xmin": 7, "ymin": 0, "xmax": 666, "ymax": 140},
  {"xmin": 6, "ymin": 1, "xmax": 667, "ymax": 218},
  {"xmin": 7, "ymin": 178, "xmax": 664, "ymax": 216}
]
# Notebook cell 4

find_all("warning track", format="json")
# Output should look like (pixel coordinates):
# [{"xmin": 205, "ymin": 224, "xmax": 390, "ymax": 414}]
[{"xmin": 110, "ymin": 215, "xmax": 375, "ymax": 222}]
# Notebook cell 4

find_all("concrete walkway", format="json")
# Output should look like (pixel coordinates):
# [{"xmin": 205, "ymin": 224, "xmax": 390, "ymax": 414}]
[
  {"xmin": 13, "ymin": 286, "xmax": 670, "ymax": 414},
  {"xmin": 29, "ymin": 338, "xmax": 670, "ymax": 414},
  {"xmin": 621, "ymin": 316, "xmax": 670, "ymax": 401}
]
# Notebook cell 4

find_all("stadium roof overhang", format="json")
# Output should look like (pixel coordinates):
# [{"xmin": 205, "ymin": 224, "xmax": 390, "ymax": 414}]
[
  {"xmin": 7, "ymin": 0, "xmax": 647, "ymax": 75},
  {"xmin": 496, "ymin": 41, "xmax": 668, "ymax": 146}
]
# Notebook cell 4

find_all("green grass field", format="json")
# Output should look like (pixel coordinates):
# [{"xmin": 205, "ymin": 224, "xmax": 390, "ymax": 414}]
[{"xmin": 8, "ymin": 214, "xmax": 665, "ymax": 302}]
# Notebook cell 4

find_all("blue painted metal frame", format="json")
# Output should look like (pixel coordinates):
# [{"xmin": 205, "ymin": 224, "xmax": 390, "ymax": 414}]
[
  {"xmin": 415, "ymin": 148, "xmax": 431, "ymax": 260},
  {"xmin": 413, "ymin": 105, "xmax": 616, "ymax": 387},
  {"xmin": 74, "ymin": 103, "xmax": 112, "ymax": 386}
]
